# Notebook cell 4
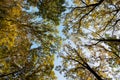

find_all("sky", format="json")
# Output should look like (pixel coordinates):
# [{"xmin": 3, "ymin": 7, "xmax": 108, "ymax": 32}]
[
  {"xmin": 31, "ymin": 43, "xmax": 66, "ymax": 80},
  {"xmin": 54, "ymin": 25, "xmax": 66, "ymax": 79},
  {"xmin": 28, "ymin": 1, "xmax": 73, "ymax": 80},
  {"xmin": 31, "ymin": 24, "xmax": 66, "ymax": 80},
  {"xmin": 54, "ymin": 55, "xmax": 66, "ymax": 80},
  {"xmin": 54, "ymin": 1, "xmax": 74, "ymax": 79}
]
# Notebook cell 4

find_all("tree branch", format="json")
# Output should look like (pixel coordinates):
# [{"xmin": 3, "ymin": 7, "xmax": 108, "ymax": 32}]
[{"xmin": 92, "ymin": 38, "xmax": 120, "ymax": 42}]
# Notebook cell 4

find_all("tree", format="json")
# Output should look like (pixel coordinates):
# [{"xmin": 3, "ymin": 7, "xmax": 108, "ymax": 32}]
[
  {"xmin": 0, "ymin": 0, "xmax": 65, "ymax": 79},
  {"xmin": 26, "ymin": 0, "xmax": 66, "ymax": 25},
  {"xmin": 58, "ymin": 0, "xmax": 120, "ymax": 80}
]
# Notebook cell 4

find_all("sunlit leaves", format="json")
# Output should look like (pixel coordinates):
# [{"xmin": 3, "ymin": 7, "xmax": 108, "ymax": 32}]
[
  {"xmin": 0, "ymin": 3, "xmax": 21, "ymax": 50},
  {"xmin": 0, "ymin": 0, "xmax": 64, "ymax": 79}
]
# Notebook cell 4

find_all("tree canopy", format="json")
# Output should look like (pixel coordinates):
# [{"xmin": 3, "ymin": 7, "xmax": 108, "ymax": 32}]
[
  {"xmin": 0, "ymin": 0, "xmax": 65, "ymax": 80},
  {"xmin": 0, "ymin": 0, "xmax": 120, "ymax": 80},
  {"xmin": 57, "ymin": 0, "xmax": 120, "ymax": 80}
]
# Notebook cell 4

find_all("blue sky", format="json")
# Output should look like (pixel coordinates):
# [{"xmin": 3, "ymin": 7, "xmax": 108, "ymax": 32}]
[
  {"xmin": 31, "ymin": 24, "xmax": 66, "ymax": 80},
  {"xmin": 31, "ymin": 43, "xmax": 66, "ymax": 80},
  {"xmin": 27, "ymin": 1, "xmax": 74, "ymax": 79},
  {"xmin": 54, "ymin": 55, "xmax": 66, "ymax": 80}
]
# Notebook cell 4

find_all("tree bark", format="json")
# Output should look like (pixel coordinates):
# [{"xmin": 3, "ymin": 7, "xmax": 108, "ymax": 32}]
[
  {"xmin": 84, "ymin": 63, "xmax": 103, "ymax": 80},
  {"xmin": 86, "ymin": 65, "xmax": 103, "ymax": 80},
  {"xmin": 93, "ymin": 39, "xmax": 120, "ymax": 42}
]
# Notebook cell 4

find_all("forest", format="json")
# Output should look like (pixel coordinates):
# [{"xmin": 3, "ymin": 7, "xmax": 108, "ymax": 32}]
[{"xmin": 0, "ymin": 0, "xmax": 120, "ymax": 80}]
